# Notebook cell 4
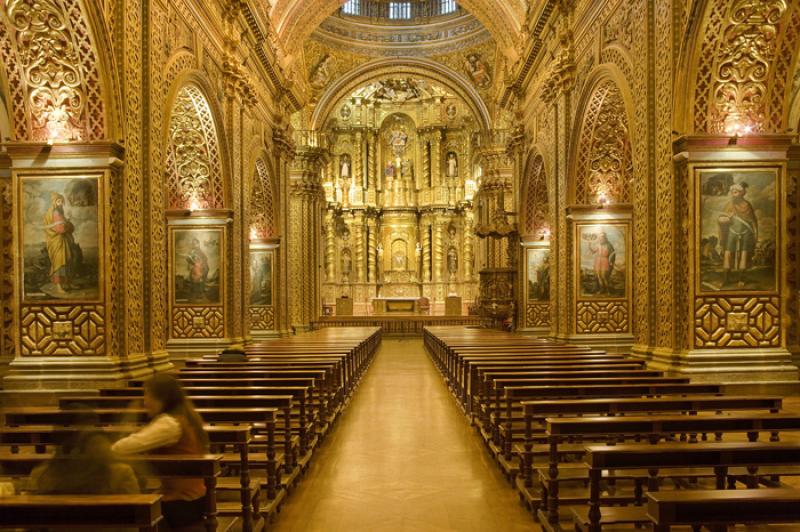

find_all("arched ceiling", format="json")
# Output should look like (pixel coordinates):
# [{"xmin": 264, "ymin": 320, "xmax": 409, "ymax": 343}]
[{"xmin": 271, "ymin": 0, "xmax": 525, "ymax": 59}]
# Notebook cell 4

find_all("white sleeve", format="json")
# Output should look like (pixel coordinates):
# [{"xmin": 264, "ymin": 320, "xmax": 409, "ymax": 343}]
[{"xmin": 111, "ymin": 414, "xmax": 182, "ymax": 455}]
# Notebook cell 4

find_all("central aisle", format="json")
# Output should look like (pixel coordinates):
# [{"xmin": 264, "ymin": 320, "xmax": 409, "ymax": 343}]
[{"xmin": 273, "ymin": 338, "xmax": 533, "ymax": 532}]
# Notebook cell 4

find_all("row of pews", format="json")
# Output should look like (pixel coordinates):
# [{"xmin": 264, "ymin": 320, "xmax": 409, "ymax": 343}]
[
  {"xmin": 0, "ymin": 326, "xmax": 381, "ymax": 531},
  {"xmin": 425, "ymin": 325, "xmax": 800, "ymax": 532}
]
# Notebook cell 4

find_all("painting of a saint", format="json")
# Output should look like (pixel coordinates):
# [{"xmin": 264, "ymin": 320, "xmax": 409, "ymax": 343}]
[
  {"xmin": 699, "ymin": 170, "xmax": 776, "ymax": 292},
  {"xmin": 527, "ymin": 248, "xmax": 550, "ymax": 301},
  {"xmin": 249, "ymin": 251, "xmax": 272, "ymax": 306},
  {"xmin": 578, "ymin": 225, "xmax": 626, "ymax": 298},
  {"xmin": 173, "ymin": 228, "xmax": 221, "ymax": 304},
  {"xmin": 464, "ymin": 53, "xmax": 492, "ymax": 89},
  {"xmin": 22, "ymin": 176, "xmax": 101, "ymax": 301}
]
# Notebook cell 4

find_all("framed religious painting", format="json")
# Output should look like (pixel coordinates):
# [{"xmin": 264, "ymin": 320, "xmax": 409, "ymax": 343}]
[
  {"xmin": 526, "ymin": 247, "xmax": 550, "ymax": 302},
  {"xmin": 170, "ymin": 227, "xmax": 224, "ymax": 306},
  {"xmin": 19, "ymin": 174, "xmax": 103, "ymax": 302},
  {"xmin": 696, "ymin": 167, "xmax": 779, "ymax": 294},
  {"xmin": 576, "ymin": 223, "xmax": 629, "ymax": 300},
  {"xmin": 249, "ymin": 249, "xmax": 273, "ymax": 307}
]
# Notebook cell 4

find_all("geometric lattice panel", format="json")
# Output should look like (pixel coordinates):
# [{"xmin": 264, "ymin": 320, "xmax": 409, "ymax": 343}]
[
  {"xmin": 576, "ymin": 300, "xmax": 629, "ymax": 334},
  {"xmin": 171, "ymin": 307, "xmax": 224, "ymax": 339},
  {"xmin": 20, "ymin": 305, "xmax": 106, "ymax": 356},
  {"xmin": 694, "ymin": 296, "xmax": 780, "ymax": 349},
  {"xmin": 525, "ymin": 303, "xmax": 550, "ymax": 328},
  {"xmin": 249, "ymin": 306, "xmax": 275, "ymax": 331}
]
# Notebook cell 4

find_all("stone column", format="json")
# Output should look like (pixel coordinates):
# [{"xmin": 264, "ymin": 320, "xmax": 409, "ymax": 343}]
[{"xmin": 288, "ymin": 144, "xmax": 328, "ymax": 331}]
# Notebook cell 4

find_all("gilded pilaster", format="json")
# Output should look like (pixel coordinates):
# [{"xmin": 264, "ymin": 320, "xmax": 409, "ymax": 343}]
[{"xmin": 288, "ymin": 143, "xmax": 327, "ymax": 330}]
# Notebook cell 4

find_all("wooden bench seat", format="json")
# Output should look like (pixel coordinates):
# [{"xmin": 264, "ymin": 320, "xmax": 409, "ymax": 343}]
[
  {"xmin": 537, "ymin": 414, "xmax": 800, "ymax": 530},
  {"xmin": 575, "ymin": 442, "xmax": 800, "ymax": 532},
  {"xmin": 0, "ymin": 494, "xmax": 163, "ymax": 531},
  {"xmin": 647, "ymin": 488, "xmax": 800, "ymax": 531}
]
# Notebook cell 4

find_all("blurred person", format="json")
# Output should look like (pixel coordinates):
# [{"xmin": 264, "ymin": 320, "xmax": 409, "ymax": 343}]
[{"xmin": 112, "ymin": 374, "xmax": 209, "ymax": 531}]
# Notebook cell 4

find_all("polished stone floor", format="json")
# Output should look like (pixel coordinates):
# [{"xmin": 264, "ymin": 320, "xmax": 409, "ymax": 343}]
[{"xmin": 272, "ymin": 338, "xmax": 533, "ymax": 532}]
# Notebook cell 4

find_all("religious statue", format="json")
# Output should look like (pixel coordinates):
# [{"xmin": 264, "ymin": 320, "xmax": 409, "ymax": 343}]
[
  {"xmin": 310, "ymin": 55, "xmax": 334, "ymax": 89},
  {"xmin": 392, "ymin": 249, "xmax": 407, "ymax": 270},
  {"xmin": 341, "ymin": 250, "xmax": 352, "ymax": 279},
  {"xmin": 446, "ymin": 152, "xmax": 458, "ymax": 178},
  {"xmin": 447, "ymin": 247, "xmax": 458, "ymax": 275},
  {"xmin": 340, "ymin": 154, "xmax": 351, "ymax": 179},
  {"xmin": 384, "ymin": 161, "xmax": 396, "ymax": 179},
  {"xmin": 401, "ymin": 159, "xmax": 413, "ymax": 180},
  {"xmin": 389, "ymin": 127, "xmax": 409, "ymax": 158},
  {"xmin": 464, "ymin": 53, "xmax": 492, "ymax": 89}
]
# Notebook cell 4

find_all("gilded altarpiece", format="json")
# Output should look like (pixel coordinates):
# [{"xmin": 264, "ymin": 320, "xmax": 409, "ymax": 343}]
[
  {"xmin": 566, "ymin": 205, "xmax": 634, "ymax": 348},
  {"xmin": 321, "ymin": 78, "xmax": 478, "ymax": 315}
]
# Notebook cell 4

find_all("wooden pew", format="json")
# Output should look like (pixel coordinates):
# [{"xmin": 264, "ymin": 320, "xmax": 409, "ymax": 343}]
[
  {"xmin": 0, "ymin": 494, "xmax": 162, "ymax": 531},
  {"xmin": 0, "ymin": 453, "xmax": 222, "ymax": 532},
  {"xmin": 0, "ymin": 424, "xmax": 259, "ymax": 531},
  {"xmin": 539, "ymin": 414, "xmax": 800, "ymax": 530},
  {"xmin": 578, "ymin": 442, "xmax": 800, "ymax": 532},
  {"xmin": 647, "ymin": 488, "xmax": 800, "ymax": 532},
  {"xmin": 2, "ymin": 407, "xmax": 283, "ymax": 508}
]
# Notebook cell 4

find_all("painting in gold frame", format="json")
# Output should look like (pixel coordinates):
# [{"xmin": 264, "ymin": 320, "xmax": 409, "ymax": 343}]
[
  {"xmin": 171, "ymin": 227, "xmax": 223, "ymax": 305},
  {"xmin": 526, "ymin": 247, "xmax": 550, "ymax": 301},
  {"xmin": 249, "ymin": 250, "xmax": 273, "ymax": 306},
  {"xmin": 697, "ymin": 168, "xmax": 778, "ymax": 293},
  {"xmin": 576, "ymin": 223, "xmax": 627, "ymax": 299},
  {"xmin": 20, "ymin": 174, "xmax": 102, "ymax": 302}
]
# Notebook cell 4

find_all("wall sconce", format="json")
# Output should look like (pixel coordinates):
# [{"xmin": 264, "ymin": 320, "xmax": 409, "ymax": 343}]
[
  {"xmin": 541, "ymin": 228, "xmax": 551, "ymax": 241},
  {"xmin": 188, "ymin": 194, "xmax": 201, "ymax": 212},
  {"xmin": 249, "ymin": 227, "xmax": 259, "ymax": 241},
  {"xmin": 597, "ymin": 191, "xmax": 610, "ymax": 208}
]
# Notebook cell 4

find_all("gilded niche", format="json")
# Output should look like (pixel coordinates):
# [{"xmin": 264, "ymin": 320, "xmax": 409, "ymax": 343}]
[
  {"xmin": 165, "ymin": 84, "xmax": 225, "ymax": 210},
  {"xmin": 4, "ymin": 0, "xmax": 107, "ymax": 141}
]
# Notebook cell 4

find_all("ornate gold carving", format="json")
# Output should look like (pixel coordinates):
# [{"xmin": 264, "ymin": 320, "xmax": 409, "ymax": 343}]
[
  {"xmin": 4, "ymin": 0, "xmax": 106, "ymax": 141},
  {"xmin": 20, "ymin": 305, "xmax": 106, "ymax": 356},
  {"xmin": 250, "ymin": 158, "xmax": 277, "ymax": 238},
  {"xmin": 525, "ymin": 302, "xmax": 550, "ymax": 328},
  {"xmin": 249, "ymin": 306, "xmax": 274, "ymax": 330},
  {"xmin": 710, "ymin": 0, "xmax": 787, "ymax": 133},
  {"xmin": 694, "ymin": 296, "xmax": 781, "ymax": 348},
  {"xmin": 166, "ymin": 84, "xmax": 225, "ymax": 210},
  {"xmin": 576, "ymin": 300, "xmax": 629, "ymax": 334},
  {"xmin": 574, "ymin": 80, "xmax": 632, "ymax": 205},
  {"xmin": 522, "ymin": 153, "xmax": 548, "ymax": 237},
  {"xmin": 171, "ymin": 307, "xmax": 224, "ymax": 339}
]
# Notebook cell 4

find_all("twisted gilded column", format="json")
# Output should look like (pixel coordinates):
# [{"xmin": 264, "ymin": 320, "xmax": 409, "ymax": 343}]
[
  {"xmin": 368, "ymin": 130, "xmax": 378, "ymax": 190},
  {"xmin": 367, "ymin": 214, "xmax": 378, "ymax": 283},
  {"xmin": 324, "ymin": 211, "xmax": 336, "ymax": 281},
  {"xmin": 422, "ymin": 218, "xmax": 432, "ymax": 282},
  {"xmin": 464, "ymin": 210, "xmax": 474, "ymax": 280},
  {"xmin": 353, "ymin": 213, "xmax": 366, "ymax": 283},
  {"xmin": 288, "ymin": 145, "xmax": 328, "ymax": 330},
  {"xmin": 433, "ymin": 219, "xmax": 444, "ymax": 284}
]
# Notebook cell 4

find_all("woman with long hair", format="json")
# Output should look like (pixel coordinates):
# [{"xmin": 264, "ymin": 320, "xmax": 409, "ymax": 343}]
[{"xmin": 112, "ymin": 374, "xmax": 209, "ymax": 531}]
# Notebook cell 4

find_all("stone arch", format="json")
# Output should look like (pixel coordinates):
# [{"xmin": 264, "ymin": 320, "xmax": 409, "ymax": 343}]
[
  {"xmin": 521, "ymin": 150, "xmax": 549, "ymax": 239},
  {"xmin": 163, "ymin": 78, "xmax": 229, "ymax": 210},
  {"xmin": 570, "ymin": 71, "xmax": 635, "ymax": 205},
  {"xmin": 681, "ymin": 0, "xmax": 800, "ymax": 134},
  {"xmin": 0, "ymin": 0, "xmax": 112, "ymax": 141}
]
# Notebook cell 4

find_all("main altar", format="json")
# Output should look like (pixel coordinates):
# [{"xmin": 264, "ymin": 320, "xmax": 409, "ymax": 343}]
[{"xmin": 320, "ymin": 78, "xmax": 479, "ymax": 315}]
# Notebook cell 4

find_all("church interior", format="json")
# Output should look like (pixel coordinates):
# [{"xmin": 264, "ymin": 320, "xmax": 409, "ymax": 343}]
[{"xmin": 2, "ymin": 0, "xmax": 800, "ymax": 530}]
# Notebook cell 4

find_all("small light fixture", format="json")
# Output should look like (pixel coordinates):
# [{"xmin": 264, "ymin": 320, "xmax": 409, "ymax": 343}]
[
  {"xmin": 541, "ymin": 228, "xmax": 551, "ymax": 241},
  {"xmin": 46, "ymin": 137, "xmax": 55, "ymax": 146},
  {"xmin": 249, "ymin": 227, "xmax": 259, "ymax": 241},
  {"xmin": 597, "ymin": 191, "xmax": 610, "ymax": 208},
  {"xmin": 188, "ymin": 195, "xmax": 201, "ymax": 212}
]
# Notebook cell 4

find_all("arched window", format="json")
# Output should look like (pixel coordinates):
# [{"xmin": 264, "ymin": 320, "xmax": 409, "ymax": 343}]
[
  {"xmin": 440, "ymin": 0, "xmax": 456, "ymax": 14},
  {"xmin": 342, "ymin": 0, "xmax": 360, "ymax": 15}
]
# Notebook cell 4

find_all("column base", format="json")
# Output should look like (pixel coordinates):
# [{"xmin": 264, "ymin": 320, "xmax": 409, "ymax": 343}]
[
  {"xmin": 250, "ymin": 330, "xmax": 281, "ymax": 341},
  {"xmin": 167, "ymin": 338, "xmax": 233, "ymax": 362},
  {"xmin": 642, "ymin": 347, "xmax": 799, "ymax": 383},
  {"xmin": 2, "ymin": 354, "xmax": 160, "ymax": 390}
]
